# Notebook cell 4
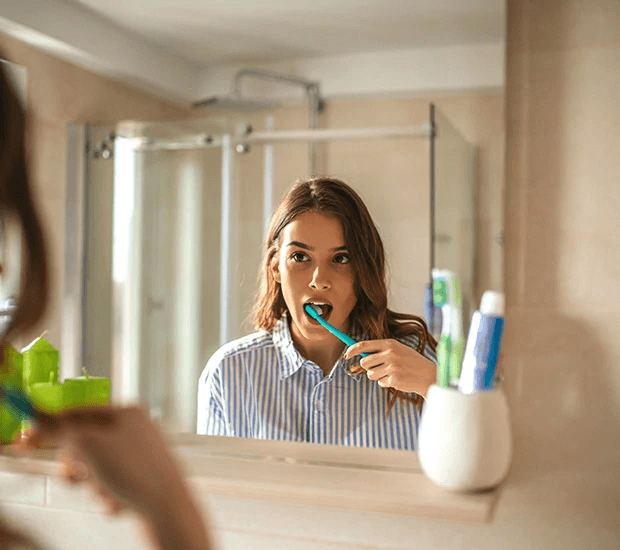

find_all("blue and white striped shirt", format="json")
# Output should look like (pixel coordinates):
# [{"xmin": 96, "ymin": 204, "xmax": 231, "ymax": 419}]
[{"xmin": 197, "ymin": 315, "xmax": 436, "ymax": 450}]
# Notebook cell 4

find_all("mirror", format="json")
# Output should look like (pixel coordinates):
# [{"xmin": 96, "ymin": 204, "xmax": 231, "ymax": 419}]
[
  {"xmin": 80, "ymin": 90, "xmax": 504, "ymax": 445},
  {"xmin": 78, "ymin": 46, "xmax": 504, "ymax": 451}
]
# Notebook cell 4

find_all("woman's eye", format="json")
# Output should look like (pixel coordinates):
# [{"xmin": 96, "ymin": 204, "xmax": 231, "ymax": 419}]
[
  {"xmin": 291, "ymin": 251, "xmax": 309, "ymax": 262},
  {"xmin": 333, "ymin": 253, "xmax": 351, "ymax": 265}
]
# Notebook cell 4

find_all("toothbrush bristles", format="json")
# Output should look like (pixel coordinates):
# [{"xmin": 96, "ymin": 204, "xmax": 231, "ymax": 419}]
[{"xmin": 308, "ymin": 303, "xmax": 323, "ymax": 317}]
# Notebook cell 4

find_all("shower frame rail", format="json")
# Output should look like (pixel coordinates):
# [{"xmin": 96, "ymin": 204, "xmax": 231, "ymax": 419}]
[{"xmin": 126, "ymin": 123, "xmax": 432, "ymax": 152}]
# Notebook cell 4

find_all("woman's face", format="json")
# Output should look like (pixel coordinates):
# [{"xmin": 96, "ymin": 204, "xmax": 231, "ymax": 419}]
[{"xmin": 273, "ymin": 210, "xmax": 357, "ymax": 347}]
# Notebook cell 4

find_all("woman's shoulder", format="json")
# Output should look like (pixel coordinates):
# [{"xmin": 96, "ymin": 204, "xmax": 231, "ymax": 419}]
[{"xmin": 206, "ymin": 330, "xmax": 275, "ymax": 367}]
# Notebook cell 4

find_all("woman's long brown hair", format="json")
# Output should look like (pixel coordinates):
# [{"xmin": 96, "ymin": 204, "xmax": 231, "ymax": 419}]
[
  {"xmin": 0, "ymin": 55, "xmax": 48, "ymax": 550},
  {"xmin": 0, "ymin": 59, "xmax": 48, "ymax": 343},
  {"xmin": 254, "ymin": 177, "xmax": 436, "ymax": 415}
]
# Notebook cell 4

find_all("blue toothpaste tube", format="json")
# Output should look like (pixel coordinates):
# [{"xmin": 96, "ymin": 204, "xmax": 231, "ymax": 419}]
[{"xmin": 458, "ymin": 291, "xmax": 505, "ymax": 393}]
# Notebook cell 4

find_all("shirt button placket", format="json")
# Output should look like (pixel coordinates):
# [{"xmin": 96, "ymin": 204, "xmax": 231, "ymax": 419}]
[{"xmin": 307, "ymin": 368, "xmax": 323, "ymax": 442}]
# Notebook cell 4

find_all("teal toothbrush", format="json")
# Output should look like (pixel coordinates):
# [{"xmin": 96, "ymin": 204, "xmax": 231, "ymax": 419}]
[
  {"xmin": 0, "ymin": 383, "xmax": 37, "ymax": 421},
  {"xmin": 303, "ymin": 304, "xmax": 369, "ymax": 357}
]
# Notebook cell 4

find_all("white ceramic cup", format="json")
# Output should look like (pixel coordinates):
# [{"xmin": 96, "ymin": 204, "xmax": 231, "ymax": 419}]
[{"xmin": 418, "ymin": 384, "xmax": 512, "ymax": 492}]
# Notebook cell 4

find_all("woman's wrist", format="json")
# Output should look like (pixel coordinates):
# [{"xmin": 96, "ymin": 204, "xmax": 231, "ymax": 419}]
[
  {"xmin": 416, "ymin": 358, "xmax": 437, "ymax": 397},
  {"xmin": 146, "ymin": 482, "xmax": 211, "ymax": 550}
]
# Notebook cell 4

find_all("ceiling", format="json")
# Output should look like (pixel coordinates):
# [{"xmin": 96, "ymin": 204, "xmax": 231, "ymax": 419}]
[
  {"xmin": 69, "ymin": 0, "xmax": 505, "ymax": 67},
  {"xmin": 0, "ymin": 0, "xmax": 505, "ymax": 104}
]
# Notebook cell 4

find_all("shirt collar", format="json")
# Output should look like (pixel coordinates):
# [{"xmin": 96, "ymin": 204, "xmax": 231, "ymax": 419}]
[
  {"xmin": 271, "ymin": 313, "xmax": 363, "ymax": 381},
  {"xmin": 272, "ymin": 314, "xmax": 306, "ymax": 379}
]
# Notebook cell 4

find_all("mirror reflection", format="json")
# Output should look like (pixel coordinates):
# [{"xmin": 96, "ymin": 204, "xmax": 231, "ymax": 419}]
[
  {"xmin": 198, "ymin": 177, "xmax": 437, "ymax": 449},
  {"xmin": 82, "ymin": 85, "xmax": 504, "ymax": 449}
]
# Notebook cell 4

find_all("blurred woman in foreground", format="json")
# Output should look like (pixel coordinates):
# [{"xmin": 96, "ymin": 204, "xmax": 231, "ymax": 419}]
[{"xmin": 0, "ymin": 54, "xmax": 212, "ymax": 550}]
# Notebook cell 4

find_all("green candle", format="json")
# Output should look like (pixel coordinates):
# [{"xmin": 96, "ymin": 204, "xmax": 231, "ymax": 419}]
[
  {"xmin": 0, "ymin": 344, "xmax": 24, "ymax": 444},
  {"xmin": 63, "ymin": 369, "xmax": 111, "ymax": 409},
  {"xmin": 22, "ymin": 333, "xmax": 59, "ymax": 390},
  {"xmin": 29, "ymin": 372, "xmax": 65, "ymax": 413}
]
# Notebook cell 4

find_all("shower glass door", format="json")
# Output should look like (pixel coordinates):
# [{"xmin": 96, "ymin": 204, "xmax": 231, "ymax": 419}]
[{"xmin": 84, "ymin": 119, "xmax": 227, "ymax": 432}]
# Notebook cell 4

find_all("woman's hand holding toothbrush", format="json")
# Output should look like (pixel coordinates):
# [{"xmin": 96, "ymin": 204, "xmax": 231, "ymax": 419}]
[
  {"xmin": 344, "ymin": 339, "xmax": 436, "ymax": 397},
  {"xmin": 18, "ymin": 406, "xmax": 212, "ymax": 550}
]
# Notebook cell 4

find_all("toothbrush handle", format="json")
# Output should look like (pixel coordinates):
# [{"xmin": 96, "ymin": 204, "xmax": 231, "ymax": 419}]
[
  {"xmin": 1, "ymin": 385, "xmax": 37, "ymax": 421},
  {"xmin": 313, "ymin": 315, "xmax": 369, "ymax": 357}
]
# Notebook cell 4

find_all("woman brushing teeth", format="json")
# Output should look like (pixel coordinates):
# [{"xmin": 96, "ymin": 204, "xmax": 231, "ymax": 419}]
[{"xmin": 197, "ymin": 177, "xmax": 437, "ymax": 450}]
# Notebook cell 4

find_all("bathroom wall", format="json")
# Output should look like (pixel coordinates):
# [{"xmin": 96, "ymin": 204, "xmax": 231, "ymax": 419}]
[
  {"xmin": 0, "ymin": 32, "xmax": 191, "ymax": 352},
  {"xmin": 499, "ymin": 0, "xmax": 620, "ymax": 544}
]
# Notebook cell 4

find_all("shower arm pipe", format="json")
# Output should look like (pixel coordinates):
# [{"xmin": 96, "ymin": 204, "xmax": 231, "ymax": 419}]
[{"xmin": 232, "ymin": 69, "xmax": 321, "ymax": 109}]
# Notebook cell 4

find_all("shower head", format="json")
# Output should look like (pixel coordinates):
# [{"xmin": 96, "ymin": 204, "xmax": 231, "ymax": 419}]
[{"xmin": 193, "ymin": 96, "xmax": 280, "ymax": 112}]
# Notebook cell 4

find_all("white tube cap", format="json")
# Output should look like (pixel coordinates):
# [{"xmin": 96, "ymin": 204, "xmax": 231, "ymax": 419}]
[{"xmin": 480, "ymin": 291, "xmax": 505, "ymax": 316}]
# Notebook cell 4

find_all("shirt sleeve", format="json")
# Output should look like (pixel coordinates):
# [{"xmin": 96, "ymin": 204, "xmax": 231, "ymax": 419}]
[{"xmin": 196, "ymin": 354, "xmax": 228, "ymax": 436}]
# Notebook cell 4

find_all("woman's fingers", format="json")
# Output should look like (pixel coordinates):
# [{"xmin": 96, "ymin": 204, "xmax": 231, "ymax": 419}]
[
  {"xmin": 11, "ymin": 430, "xmax": 42, "ymax": 452},
  {"xmin": 58, "ymin": 449, "xmax": 90, "ymax": 483},
  {"xmin": 345, "ymin": 339, "xmax": 390, "ymax": 359},
  {"xmin": 57, "ymin": 447, "xmax": 126, "ymax": 516},
  {"xmin": 93, "ymin": 483, "xmax": 126, "ymax": 516},
  {"xmin": 365, "ymin": 364, "xmax": 388, "ymax": 379},
  {"xmin": 63, "ymin": 407, "xmax": 116, "ymax": 426}
]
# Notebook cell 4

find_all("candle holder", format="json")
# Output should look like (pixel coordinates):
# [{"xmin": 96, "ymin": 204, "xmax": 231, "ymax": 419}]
[
  {"xmin": 22, "ymin": 333, "xmax": 59, "ymax": 388},
  {"xmin": 418, "ymin": 384, "xmax": 512, "ymax": 492},
  {"xmin": 64, "ymin": 369, "xmax": 111, "ymax": 409}
]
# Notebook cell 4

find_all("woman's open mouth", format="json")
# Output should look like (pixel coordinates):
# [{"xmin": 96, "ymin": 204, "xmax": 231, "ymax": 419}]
[{"xmin": 304, "ymin": 302, "xmax": 333, "ymax": 323}]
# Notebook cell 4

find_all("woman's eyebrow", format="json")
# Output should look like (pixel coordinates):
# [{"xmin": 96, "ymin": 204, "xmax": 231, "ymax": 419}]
[
  {"xmin": 287, "ymin": 240, "xmax": 347, "ymax": 252},
  {"xmin": 287, "ymin": 240, "xmax": 312, "ymax": 250}
]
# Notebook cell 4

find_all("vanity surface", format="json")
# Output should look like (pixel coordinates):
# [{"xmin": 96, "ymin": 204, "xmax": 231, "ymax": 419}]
[{"xmin": 0, "ymin": 433, "xmax": 501, "ymax": 523}]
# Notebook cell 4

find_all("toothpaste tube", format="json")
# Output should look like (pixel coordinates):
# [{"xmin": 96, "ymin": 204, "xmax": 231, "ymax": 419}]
[{"xmin": 458, "ymin": 291, "xmax": 505, "ymax": 393}]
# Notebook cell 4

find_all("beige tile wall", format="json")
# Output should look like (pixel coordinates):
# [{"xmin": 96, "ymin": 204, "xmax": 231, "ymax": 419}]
[
  {"xmin": 504, "ymin": 0, "xmax": 620, "ymax": 462},
  {"xmin": 500, "ymin": 0, "xmax": 620, "ymax": 543}
]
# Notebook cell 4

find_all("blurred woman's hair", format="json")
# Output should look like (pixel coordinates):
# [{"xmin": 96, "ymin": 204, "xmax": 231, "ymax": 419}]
[
  {"xmin": 0, "ymin": 54, "xmax": 48, "ymax": 550},
  {"xmin": 0, "ymin": 58, "xmax": 48, "ymax": 344},
  {"xmin": 254, "ymin": 176, "xmax": 436, "ymax": 414}
]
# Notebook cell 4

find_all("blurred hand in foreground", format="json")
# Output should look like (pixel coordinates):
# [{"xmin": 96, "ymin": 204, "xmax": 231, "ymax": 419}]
[{"xmin": 17, "ymin": 406, "xmax": 212, "ymax": 550}]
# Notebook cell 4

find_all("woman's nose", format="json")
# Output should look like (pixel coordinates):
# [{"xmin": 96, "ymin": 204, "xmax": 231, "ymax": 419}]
[{"xmin": 309, "ymin": 266, "xmax": 331, "ymax": 290}]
